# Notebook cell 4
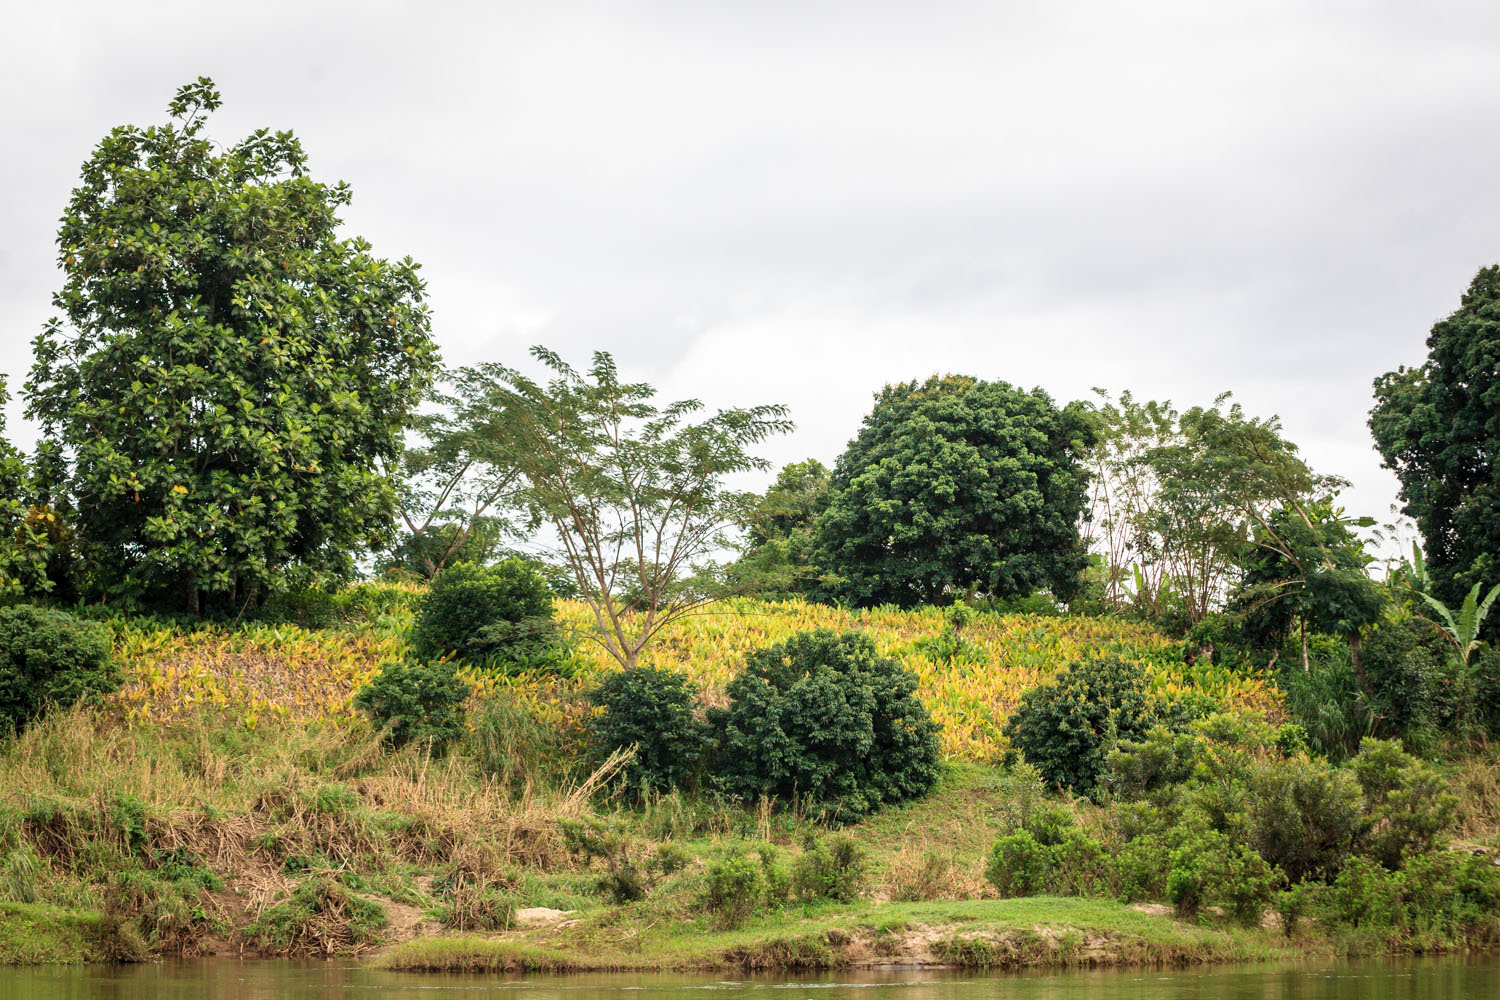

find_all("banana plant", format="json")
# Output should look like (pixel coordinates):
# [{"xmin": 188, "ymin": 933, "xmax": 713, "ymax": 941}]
[
  {"xmin": 1419, "ymin": 581, "xmax": 1500, "ymax": 671},
  {"xmin": 1419, "ymin": 578, "xmax": 1500, "ymax": 728}
]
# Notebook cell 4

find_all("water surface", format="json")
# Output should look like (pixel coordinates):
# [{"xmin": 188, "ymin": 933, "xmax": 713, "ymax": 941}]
[{"xmin": 1, "ymin": 958, "xmax": 1495, "ymax": 1000}]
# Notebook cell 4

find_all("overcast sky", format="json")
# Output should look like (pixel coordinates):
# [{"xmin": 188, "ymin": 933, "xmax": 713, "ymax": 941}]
[{"xmin": 4, "ymin": 1, "xmax": 1499, "ymax": 551}]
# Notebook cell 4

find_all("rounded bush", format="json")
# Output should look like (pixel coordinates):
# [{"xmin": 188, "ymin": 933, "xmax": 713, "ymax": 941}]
[
  {"xmin": 0, "ymin": 604, "xmax": 119, "ymax": 732},
  {"xmin": 711, "ymin": 629, "xmax": 941, "ymax": 819},
  {"xmin": 586, "ymin": 668, "xmax": 709, "ymax": 794},
  {"xmin": 354, "ymin": 659, "xmax": 469, "ymax": 750},
  {"xmin": 1004, "ymin": 653, "xmax": 1169, "ymax": 796},
  {"xmin": 409, "ymin": 559, "xmax": 557, "ymax": 667}
]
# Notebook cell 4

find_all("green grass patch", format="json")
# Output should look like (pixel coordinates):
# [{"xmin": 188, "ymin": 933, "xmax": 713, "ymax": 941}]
[{"xmin": 0, "ymin": 903, "xmax": 146, "ymax": 965}]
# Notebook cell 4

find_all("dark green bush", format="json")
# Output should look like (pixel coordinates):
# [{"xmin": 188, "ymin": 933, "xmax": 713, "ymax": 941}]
[
  {"xmin": 984, "ymin": 816, "xmax": 1109, "ymax": 899},
  {"xmin": 409, "ymin": 559, "xmax": 558, "ymax": 667},
  {"xmin": 0, "ymin": 604, "xmax": 119, "ymax": 732},
  {"xmin": 353, "ymin": 659, "xmax": 468, "ymax": 750},
  {"xmin": 711, "ymin": 629, "xmax": 941, "ymax": 819},
  {"xmin": 1005, "ymin": 653, "xmax": 1183, "ymax": 796},
  {"xmin": 1114, "ymin": 834, "xmax": 1172, "ymax": 902},
  {"xmin": 1360, "ymin": 615, "xmax": 1452, "ymax": 739},
  {"xmin": 1350, "ymin": 738, "xmax": 1458, "ymax": 870},
  {"xmin": 790, "ymin": 833, "xmax": 869, "ymax": 903},
  {"xmin": 586, "ymin": 668, "xmax": 709, "ymax": 794},
  {"xmin": 704, "ymin": 852, "xmax": 766, "ymax": 929}
]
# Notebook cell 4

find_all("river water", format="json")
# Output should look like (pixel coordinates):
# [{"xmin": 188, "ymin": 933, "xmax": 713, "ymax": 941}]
[{"xmin": 0, "ymin": 958, "xmax": 1495, "ymax": 999}]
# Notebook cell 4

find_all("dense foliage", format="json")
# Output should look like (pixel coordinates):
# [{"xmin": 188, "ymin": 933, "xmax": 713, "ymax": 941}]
[
  {"xmin": 815, "ymin": 376, "xmax": 1094, "ymax": 608},
  {"xmin": 585, "ymin": 668, "xmax": 709, "ymax": 794},
  {"xmin": 409, "ymin": 558, "xmax": 557, "ymax": 667},
  {"xmin": 1372, "ymin": 265, "xmax": 1500, "ymax": 613},
  {"xmin": 353, "ymin": 658, "xmax": 468, "ymax": 749},
  {"xmin": 24, "ymin": 78, "xmax": 438, "ymax": 612},
  {"xmin": 0, "ymin": 604, "xmax": 119, "ymax": 732},
  {"xmin": 711, "ymin": 629, "xmax": 941, "ymax": 818},
  {"xmin": 1004, "ymin": 653, "xmax": 1201, "ymax": 796}
]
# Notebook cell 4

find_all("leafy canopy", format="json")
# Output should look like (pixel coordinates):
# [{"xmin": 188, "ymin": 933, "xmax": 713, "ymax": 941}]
[
  {"xmin": 1371, "ymin": 265, "xmax": 1500, "ymax": 613},
  {"xmin": 25, "ymin": 78, "xmax": 439, "ymax": 612},
  {"xmin": 816, "ymin": 375, "xmax": 1094, "ymax": 608},
  {"xmin": 457, "ymin": 348, "xmax": 792, "ymax": 668}
]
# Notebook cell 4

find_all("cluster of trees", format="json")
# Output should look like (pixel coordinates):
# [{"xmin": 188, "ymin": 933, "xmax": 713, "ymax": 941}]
[{"xmin": 6, "ymin": 79, "xmax": 1500, "ymax": 748}]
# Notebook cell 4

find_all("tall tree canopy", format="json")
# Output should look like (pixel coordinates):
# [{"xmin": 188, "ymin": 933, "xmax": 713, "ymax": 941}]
[
  {"xmin": 815, "ymin": 375, "xmax": 1094, "ymax": 608},
  {"xmin": 25, "ymin": 78, "xmax": 439, "ymax": 612},
  {"xmin": 1086, "ymin": 391, "xmax": 1343, "ymax": 625},
  {"xmin": 461, "ymin": 348, "xmax": 792, "ymax": 668},
  {"xmin": 1371, "ymin": 265, "xmax": 1500, "ymax": 609}
]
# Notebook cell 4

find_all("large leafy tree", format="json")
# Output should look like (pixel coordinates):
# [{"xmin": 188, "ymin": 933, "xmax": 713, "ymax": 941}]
[
  {"xmin": 815, "ymin": 375, "xmax": 1094, "ymax": 608},
  {"xmin": 1371, "ymin": 265, "xmax": 1500, "ymax": 611},
  {"xmin": 25, "ymin": 79, "xmax": 438, "ymax": 612},
  {"xmin": 461, "ymin": 348, "xmax": 792, "ymax": 669},
  {"xmin": 1085, "ymin": 392, "xmax": 1342, "ymax": 625}
]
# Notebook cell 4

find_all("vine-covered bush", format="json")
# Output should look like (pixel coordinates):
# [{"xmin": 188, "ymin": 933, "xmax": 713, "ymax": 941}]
[
  {"xmin": 711, "ymin": 629, "xmax": 941, "ymax": 819},
  {"xmin": 1005, "ymin": 653, "xmax": 1193, "ymax": 796},
  {"xmin": 586, "ymin": 668, "xmax": 709, "ymax": 794},
  {"xmin": 354, "ymin": 659, "xmax": 469, "ymax": 749},
  {"xmin": 409, "ymin": 559, "xmax": 557, "ymax": 667},
  {"xmin": 0, "ymin": 604, "xmax": 119, "ymax": 732}
]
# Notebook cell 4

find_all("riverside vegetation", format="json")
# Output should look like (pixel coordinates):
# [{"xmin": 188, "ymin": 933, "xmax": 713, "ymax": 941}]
[
  {"xmin": 0, "ymin": 582, "xmax": 1495, "ymax": 969},
  {"xmin": 1, "ymin": 78, "xmax": 1500, "ymax": 972}
]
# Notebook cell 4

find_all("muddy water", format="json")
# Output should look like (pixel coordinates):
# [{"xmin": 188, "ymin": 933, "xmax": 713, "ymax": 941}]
[{"xmin": 0, "ymin": 957, "xmax": 1496, "ymax": 999}]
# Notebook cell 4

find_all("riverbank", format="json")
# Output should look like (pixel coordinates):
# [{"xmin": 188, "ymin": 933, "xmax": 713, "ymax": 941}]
[{"xmin": 373, "ymin": 897, "xmax": 1300, "ymax": 973}]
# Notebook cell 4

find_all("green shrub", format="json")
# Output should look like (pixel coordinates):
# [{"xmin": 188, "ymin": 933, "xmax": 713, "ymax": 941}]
[
  {"xmin": 0, "ymin": 605, "xmax": 118, "ymax": 732},
  {"xmin": 586, "ymin": 668, "xmax": 708, "ymax": 794},
  {"xmin": 1350, "ymin": 738, "xmax": 1458, "ymax": 870},
  {"xmin": 1167, "ymin": 831, "xmax": 1275, "ymax": 923},
  {"xmin": 711, "ymin": 629, "xmax": 941, "ymax": 819},
  {"xmin": 1106, "ymin": 727, "xmax": 1202, "ymax": 802},
  {"xmin": 790, "ymin": 834, "xmax": 869, "ymax": 903},
  {"xmin": 984, "ymin": 830, "xmax": 1051, "ymax": 897},
  {"xmin": 559, "ymin": 819, "xmax": 686, "ymax": 905},
  {"xmin": 1360, "ymin": 615, "xmax": 1452, "ymax": 738},
  {"xmin": 353, "ymin": 659, "xmax": 468, "ymax": 750},
  {"xmin": 704, "ymin": 852, "xmax": 765, "ymax": 929},
  {"xmin": 1005, "ymin": 653, "xmax": 1175, "ymax": 796},
  {"xmin": 1241, "ymin": 754, "xmax": 1363, "ymax": 883},
  {"xmin": 409, "ymin": 559, "xmax": 557, "ymax": 667},
  {"xmin": 1114, "ymin": 835, "xmax": 1172, "ymax": 902},
  {"xmin": 1280, "ymin": 648, "xmax": 1372, "ymax": 760},
  {"xmin": 1049, "ymin": 830, "xmax": 1110, "ymax": 896}
]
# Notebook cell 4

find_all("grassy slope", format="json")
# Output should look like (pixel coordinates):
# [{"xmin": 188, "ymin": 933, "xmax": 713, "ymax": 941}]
[{"xmin": 0, "ymin": 588, "xmax": 1492, "ymax": 968}]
